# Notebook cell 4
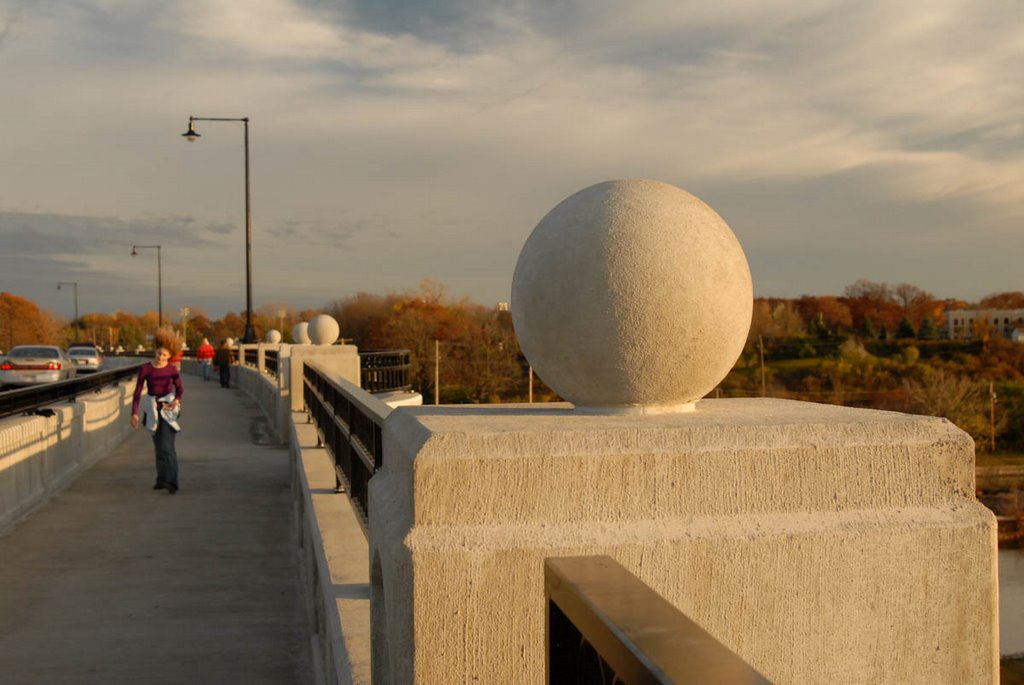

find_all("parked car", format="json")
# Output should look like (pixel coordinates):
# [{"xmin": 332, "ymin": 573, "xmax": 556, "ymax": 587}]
[
  {"xmin": 0, "ymin": 345, "xmax": 78, "ymax": 387},
  {"xmin": 67, "ymin": 345, "xmax": 104, "ymax": 373}
]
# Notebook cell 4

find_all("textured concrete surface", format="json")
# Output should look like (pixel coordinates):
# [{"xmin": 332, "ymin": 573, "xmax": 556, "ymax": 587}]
[
  {"xmin": 369, "ymin": 398, "xmax": 998, "ymax": 684},
  {"xmin": 0, "ymin": 376, "xmax": 311, "ymax": 684},
  {"xmin": 511, "ymin": 179, "xmax": 752, "ymax": 411}
]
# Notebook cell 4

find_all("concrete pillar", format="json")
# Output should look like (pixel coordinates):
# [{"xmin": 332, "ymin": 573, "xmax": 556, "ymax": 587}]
[{"xmin": 368, "ymin": 179, "xmax": 998, "ymax": 684}]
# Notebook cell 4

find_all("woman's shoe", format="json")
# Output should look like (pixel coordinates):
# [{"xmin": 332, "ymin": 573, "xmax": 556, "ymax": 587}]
[
  {"xmin": 167, "ymin": 484, "xmax": 178, "ymax": 495},
  {"xmin": 153, "ymin": 482, "xmax": 166, "ymax": 490}
]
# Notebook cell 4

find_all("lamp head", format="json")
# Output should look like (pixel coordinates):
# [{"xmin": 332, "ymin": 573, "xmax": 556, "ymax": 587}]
[{"xmin": 182, "ymin": 119, "xmax": 200, "ymax": 142}]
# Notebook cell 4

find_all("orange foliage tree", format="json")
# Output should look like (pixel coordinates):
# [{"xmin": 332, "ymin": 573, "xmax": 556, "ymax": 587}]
[{"xmin": 0, "ymin": 292, "xmax": 57, "ymax": 349}]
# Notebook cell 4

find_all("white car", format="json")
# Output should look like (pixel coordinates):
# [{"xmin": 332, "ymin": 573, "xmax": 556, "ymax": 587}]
[
  {"xmin": 0, "ymin": 345, "xmax": 78, "ymax": 388},
  {"xmin": 67, "ymin": 346, "xmax": 104, "ymax": 373}
]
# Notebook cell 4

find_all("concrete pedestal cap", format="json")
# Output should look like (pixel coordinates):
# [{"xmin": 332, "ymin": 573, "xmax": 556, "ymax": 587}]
[
  {"xmin": 308, "ymin": 314, "xmax": 340, "ymax": 346},
  {"xmin": 511, "ymin": 179, "xmax": 752, "ymax": 413},
  {"xmin": 264, "ymin": 329, "xmax": 282, "ymax": 344},
  {"xmin": 291, "ymin": 322, "xmax": 311, "ymax": 345}
]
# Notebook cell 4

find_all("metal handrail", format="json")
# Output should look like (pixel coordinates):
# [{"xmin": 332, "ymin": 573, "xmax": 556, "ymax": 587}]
[
  {"xmin": 264, "ymin": 349, "xmax": 279, "ymax": 376},
  {"xmin": 0, "ymin": 362, "xmax": 146, "ymax": 421},
  {"xmin": 303, "ymin": 360, "xmax": 391, "ymax": 528},
  {"xmin": 359, "ymin": 349, "xmax": 412, "ymax": 393},
  {"xmin": 546, "ymin": 556, "xmax": 772, "ymax": 684}
]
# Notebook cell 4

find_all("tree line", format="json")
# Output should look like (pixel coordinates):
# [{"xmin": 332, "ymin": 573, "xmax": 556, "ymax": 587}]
[{"xmin": 5, "ymin": 279, "xmax": 1024, "ymax": 452}]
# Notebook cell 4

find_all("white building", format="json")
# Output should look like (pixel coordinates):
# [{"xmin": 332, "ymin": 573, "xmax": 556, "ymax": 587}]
[{"xmin": 944, "ymin": 308, "xmax": 1024, "ymax": 340}]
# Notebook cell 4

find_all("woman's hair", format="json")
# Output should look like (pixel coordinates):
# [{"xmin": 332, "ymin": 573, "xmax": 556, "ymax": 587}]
[{"xmin": 154, "ymin": 327, "xmax": 182, "ymax": 357}]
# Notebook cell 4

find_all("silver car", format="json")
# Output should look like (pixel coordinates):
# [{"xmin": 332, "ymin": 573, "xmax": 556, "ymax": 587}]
[
  {"xmin": 0, "ymin": 345, "xmax": 78, "ymax": 387},
  {"xmin": 67, "ymin": 346, "xmax": 104, "ymax": 373}
]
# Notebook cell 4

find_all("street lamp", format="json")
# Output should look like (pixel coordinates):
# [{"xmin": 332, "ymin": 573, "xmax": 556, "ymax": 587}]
[
  {"xmin": 57, "ymin": 281, "xmax": 79, "ymax": 340},
  {"xmin": 131, "ymin": 245, "xmax": 162, "ymax": 329},
  {"xmin": 182, "ymin": 114, "xmax": 257, "ymax": 343}
]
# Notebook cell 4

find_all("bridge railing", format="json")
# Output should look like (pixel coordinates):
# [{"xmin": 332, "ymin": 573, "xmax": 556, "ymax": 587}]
[
  {"xmin": 546, "ymin": 555, "xmax": 771, "ymax": 684},
  {"xmin": 264, "ymin": 349, "xmax": 279, "ymax": 377},
  {"xmin": 0, "ymin": 362, "xmax": 146, "ymax": 420},
  {"xmin": 359, "ymin": 349, "xmax": 412, "ymax": 393},
  {"xmin": 302, "ymin": 360, "xmax": 390, "ymax": 526}
]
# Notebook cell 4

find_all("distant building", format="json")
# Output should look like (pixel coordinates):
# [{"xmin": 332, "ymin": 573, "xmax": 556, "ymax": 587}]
[{"xmin": 944, "ymin": 308, "xmax": 1024, "ymax": 340}]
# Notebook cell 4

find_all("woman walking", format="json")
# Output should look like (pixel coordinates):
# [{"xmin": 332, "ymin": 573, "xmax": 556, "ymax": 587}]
[{"xmin": 131, "ymin": 328, "xmax": 184, "ymax": 494}]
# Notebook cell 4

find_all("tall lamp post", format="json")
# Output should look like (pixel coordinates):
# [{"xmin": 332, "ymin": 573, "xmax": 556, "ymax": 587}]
[
  {"xmin": 181, "ymin": 115, "xmax": 257, "ymax": 343},
  {"xmin": 131, "ymin": 245, "xmax": 162, "ymax": 329},
  {"xmin": 57, "ymin": 281, "xmax": 79, "ymax": 340}
]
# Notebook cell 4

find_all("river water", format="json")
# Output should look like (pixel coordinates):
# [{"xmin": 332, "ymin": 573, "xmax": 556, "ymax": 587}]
[{"xmin": 1001, "ymin": 548, "xmax": 1024, "ymax": 656}]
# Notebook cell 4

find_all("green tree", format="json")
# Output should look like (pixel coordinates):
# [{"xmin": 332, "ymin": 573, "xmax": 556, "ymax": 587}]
[
  {"xmin": 917, "ymin": 317, "xmax": 939, "ymax": 340},
  {"xmin": 896, "ymin": 317, "xmax": 916, "ymax": 339}
]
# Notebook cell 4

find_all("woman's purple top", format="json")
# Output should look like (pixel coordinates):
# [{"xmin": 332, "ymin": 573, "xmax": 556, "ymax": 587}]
[{"xmin": 132, "ymin": 363, "xmax": 183, "ymax": 415}]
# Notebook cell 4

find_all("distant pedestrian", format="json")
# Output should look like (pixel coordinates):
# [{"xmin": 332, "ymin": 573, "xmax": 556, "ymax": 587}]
[
  {"xmin": 197, "ymin": 337, "xmax": 215, "ymax": 381},
  {"xmin": 213, "ymin": 339, "xmax": 235, "ymax": 388},
  {"xmin": 131, "ymin": 328, "xmax": 183, "ymax": 495}
]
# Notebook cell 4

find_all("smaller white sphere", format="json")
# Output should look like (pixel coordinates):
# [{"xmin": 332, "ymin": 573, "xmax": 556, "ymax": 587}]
[
  {"xmin": 291, "ymin": 322, "xmax": 311, "ymax": 344},
  {"xmin": 265, "ymin": 329, "xmax": 282, "ymax": 344},
  {"xmin": 308, "ymin": 315, "xmax": 340, "ymax": 346},
  {"xmin": 225, "ymin": 337, "xmax": 235, "ymax": 347}
]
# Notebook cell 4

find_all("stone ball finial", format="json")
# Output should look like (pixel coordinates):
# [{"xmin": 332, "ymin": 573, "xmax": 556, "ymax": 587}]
[
  {"xmin": 511, "ymin": 179, "xmax": 752, "ymax": 413},
  {"xmin": 307, "ymin": 314, "xmax": 340, "ymax": 346},
  {"xmin": 265, "ymin": 329, "xmax": 282, "ymax": 344},
  {"xmin": 291, "ymin": 322, "xmax": 311, "ymax": 345}
]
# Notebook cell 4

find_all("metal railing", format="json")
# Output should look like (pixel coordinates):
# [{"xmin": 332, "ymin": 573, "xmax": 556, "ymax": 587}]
[
  {"xmin": 243, "ymin": 348, "xmax": 258, "ymax": 367},
  {"xmin": 264, "ymin": 349, "xmax": 279, "ymax": 376},
  {"xmin": 546, "ymin": 556, "xmax": 772, "ymax": 684},
  {"xmin": 303, "ymin": 361, "xmax": 391, "ymax": 526},
  {"xmin": 0, "ymin": 362, "xmax": 146, "ymax": 421},
  {"xmin": 359, "ymin": 349, "xmax": 412, "ymax": 393}
]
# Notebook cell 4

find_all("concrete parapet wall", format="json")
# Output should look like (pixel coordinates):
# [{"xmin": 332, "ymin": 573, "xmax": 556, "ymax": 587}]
[
  {"xmin": 231, "ymin": 354, "xmax": 373, "ymax": 684},
  {"xmin": 369, "ymin": 398, "xmax": 999, "ymax": 684},
  {"xmin": 0, "ymin": 382, "xmax": 135, "ymax": 533},
  {"xmin": 233, "ymin": 363, "xmax": 286, "ymax": 444},
  {"xmin": 291, "ymin": 412, "xmax": 371, "ymax": 685}
]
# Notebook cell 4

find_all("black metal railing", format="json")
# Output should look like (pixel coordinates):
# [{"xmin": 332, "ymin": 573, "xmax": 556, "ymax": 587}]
[
  {"xmin": 546, "ymin": 556, "xmax": 772, "ymax": 684},
  {"xmin": 303, "ymin": 361, "xmax": 390, "ymax": 526},
  {"xmin": 244, "ymin": 348, "xmax": 258, "ymax": 367},
  {"xmin": 264, "ymin": 349, "xmax": 279, "ymax": 376},
  {"xmin": 0, "ymin": 362, "xmax": 147, "ymax": 421},
  {"xmin": 359, "ymin": 349, "xmax": 412, "ymax": 393}
]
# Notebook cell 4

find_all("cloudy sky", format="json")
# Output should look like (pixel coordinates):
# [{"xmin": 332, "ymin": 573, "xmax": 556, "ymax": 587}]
[{"xmin": 1, "ymin": 0, "xmax": 1022, "ymax": 321}]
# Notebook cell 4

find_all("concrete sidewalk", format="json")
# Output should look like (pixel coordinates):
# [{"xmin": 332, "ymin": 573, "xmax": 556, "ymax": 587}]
[{"xmin": 0, "ymin": 374, "xmax": 311, "ymax": 684}]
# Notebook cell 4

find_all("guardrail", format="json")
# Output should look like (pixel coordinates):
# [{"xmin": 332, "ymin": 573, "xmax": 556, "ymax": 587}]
[
  {"xmin": 359, "ymin": 349, "xmax": 412, "ymax": 393},
  {"xmin": 303, "ymin": 361, "xmax": 390, "ymax": 526},
  {"xmin": 264, "ymin": 349, "xmax": 279, "ymax": 377},
  {"xmin": 546, "ymin": 556, "xmax": 772, "ymax": 684},
  {"xmin": 0, "ymin": 362, "xmax": 146, "ymax": 421}
]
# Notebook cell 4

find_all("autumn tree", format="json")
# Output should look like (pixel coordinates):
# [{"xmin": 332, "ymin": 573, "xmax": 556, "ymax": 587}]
[
  {"xmin": 0, "ymin": 292, "xmax": 56, "ymax": 349},
  {"xmin": 978, "ymin": 291, "xmax": 1024, "ymax": 309}
]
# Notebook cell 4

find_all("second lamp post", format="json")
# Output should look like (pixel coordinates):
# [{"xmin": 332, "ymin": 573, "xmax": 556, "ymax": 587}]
[
  {"xmin": 131, "ymin": 245, "xmax": 162, "ymax": 328},
  {"xmin": 182, "ymin": 115, "xmax": 257, "ymax": 343}
]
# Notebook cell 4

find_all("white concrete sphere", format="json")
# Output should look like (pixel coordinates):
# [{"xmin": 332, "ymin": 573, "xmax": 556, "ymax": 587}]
[
  {"xmin": 225, "ymin": 337, "xmax": 235, "ymax": 347},
  {"xmin": 308, "ymin": 314, "xmax": 340, "ymax": 346},
  {"xmin": 265, "ymin": 329, "xmax": 282, "ymax": 344},
  {"xmin": 291, "ymin": 322, "xmax": 311, "ymax": 345},
  {"xmin": 511, "ymin": 179, "xmax": 752, "ymax": 413}
]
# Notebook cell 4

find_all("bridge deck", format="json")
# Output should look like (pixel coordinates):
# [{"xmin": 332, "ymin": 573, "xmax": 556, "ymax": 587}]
[{"xmin": 0, "ymin": 376, "xmax": 311, "ymax": 684}]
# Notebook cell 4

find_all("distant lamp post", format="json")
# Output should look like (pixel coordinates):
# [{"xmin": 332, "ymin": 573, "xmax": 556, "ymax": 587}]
[
  {"xmin": 182, "ymin": 114, "xmax": 257, "ymax": 343},
  {"xmin": 180, "ymin": 306, "xmax": 191, "ymax": 348},
  {"xmin": 57, "ymin": 281, "xmax": 79, "ymax": 340},
  {"xmin": 131, "ymin": 244, "xmax": 162, "ymax": 329}
]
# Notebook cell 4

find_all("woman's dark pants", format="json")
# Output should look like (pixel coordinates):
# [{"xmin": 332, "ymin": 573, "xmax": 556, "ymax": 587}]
[
  {"xmin": 219, "ymin": 365, "xmax": 230, "ymax": 388},
  {"xmin": 152, "ymin": 417, "xmax": 178, "ymax": 487}
]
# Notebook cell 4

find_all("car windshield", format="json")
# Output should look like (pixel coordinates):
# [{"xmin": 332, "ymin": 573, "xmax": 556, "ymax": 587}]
[
  {"xmin": 69, "ymin": 349, "xmax": 98, "ymax": 357},
  {"xmin": 9, "ymin": 347, "xmax": 59, "ymax": 358}
]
